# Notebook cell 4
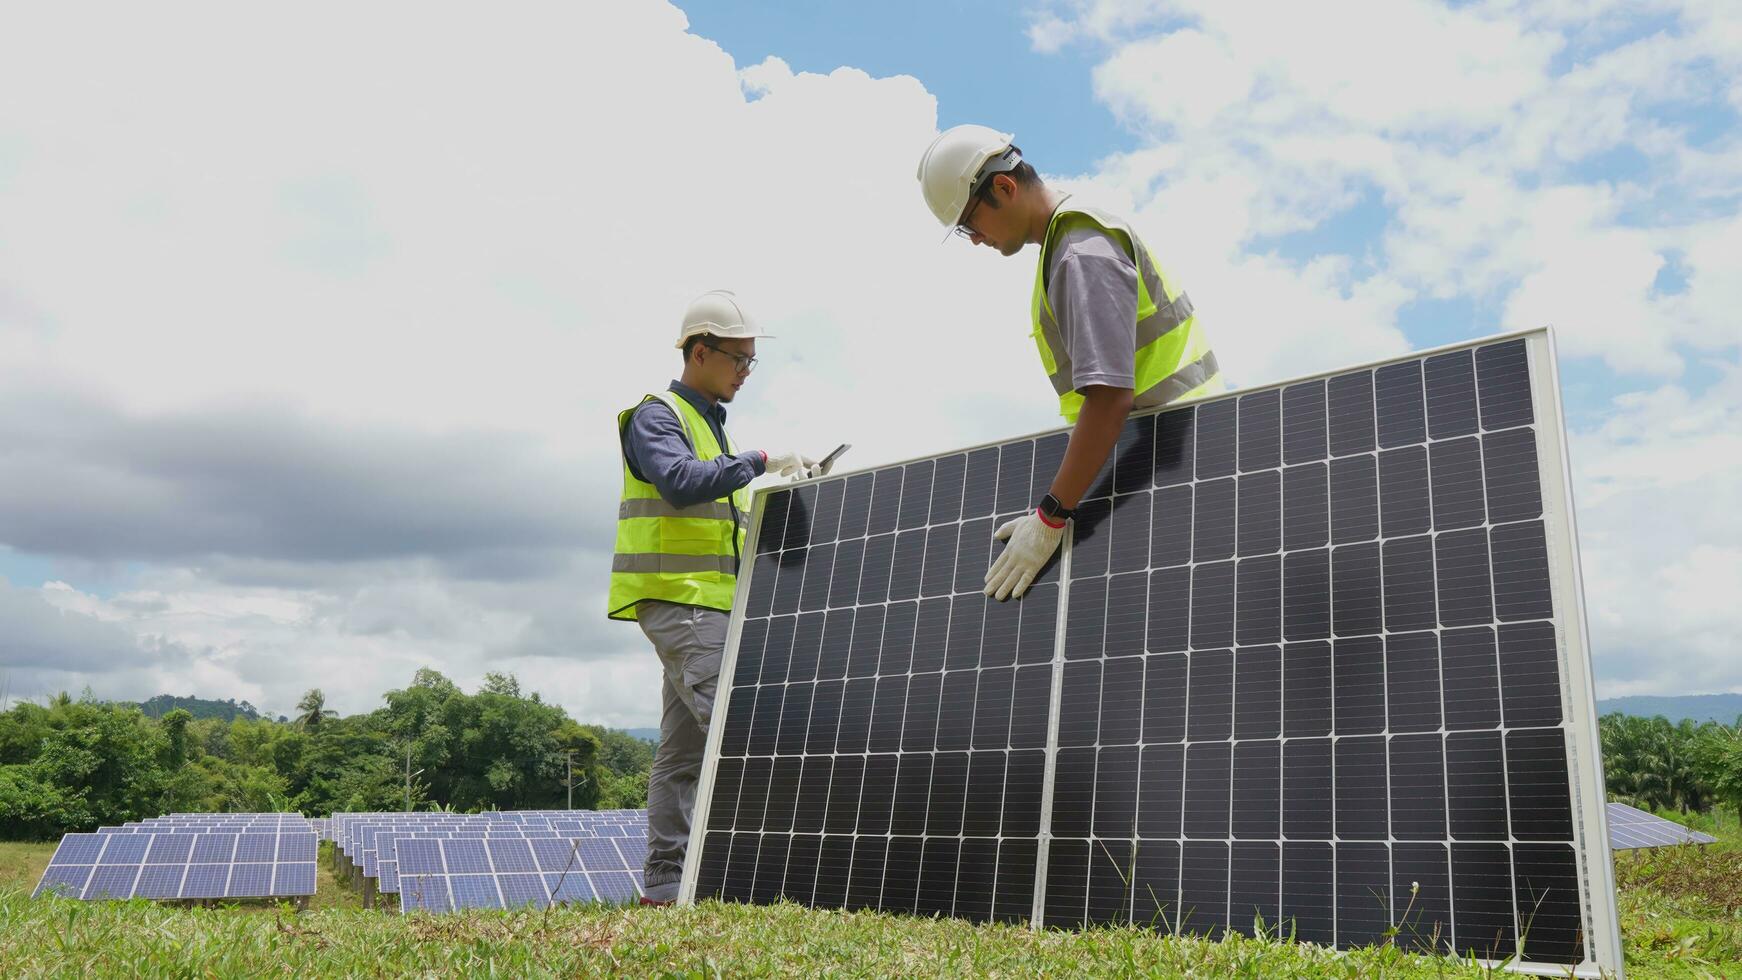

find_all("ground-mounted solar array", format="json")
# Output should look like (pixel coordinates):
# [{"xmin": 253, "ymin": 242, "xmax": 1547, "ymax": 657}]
[
  {"xmin": 685, "ymin": 329, "xmax": 1623, "ymax": 976},
  {"xmin": 329, "ymin": 809, "xmax": 650, "ymax": 913},
  {"xmin": 1605, "ymin": 803, "xmax": 1717, "ymax": 850},
  {"xmin": 33, "ymin": 813, "xmax": 318, "ymax": 902}
]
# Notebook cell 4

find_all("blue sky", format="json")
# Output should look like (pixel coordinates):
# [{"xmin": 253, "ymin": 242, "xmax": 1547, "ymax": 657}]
[{"xmin": 682, "ymin": 1, "xmax": 1130, "ymax": 175}]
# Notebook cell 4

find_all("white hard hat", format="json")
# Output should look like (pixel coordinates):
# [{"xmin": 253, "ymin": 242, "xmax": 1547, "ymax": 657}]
[
  {"xmin": 915, "ymin": 124, "xmax": 1017, "ymax": 228},
  {"xmin": 675, "ymin": 289, "xmax": 774, "ymax": 349}
]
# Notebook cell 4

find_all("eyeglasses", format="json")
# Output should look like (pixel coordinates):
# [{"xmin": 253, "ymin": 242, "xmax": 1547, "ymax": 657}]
[
  {"xmin": 953, "ymin": 191, "xmax": 988, "ymax": 241},
  {"xmin": 701, "ymin": 341, "xmax": 758, "ymax": 375}
]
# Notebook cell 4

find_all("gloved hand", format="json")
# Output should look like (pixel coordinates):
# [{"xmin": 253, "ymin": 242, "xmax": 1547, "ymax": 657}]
[
  {"xmin": 764, "ymin": 449, "xmax": 820, "ymax": 481},
  {"xmin": 984, "ymin": 510, "xmax": 1067, "ymax": 601}
]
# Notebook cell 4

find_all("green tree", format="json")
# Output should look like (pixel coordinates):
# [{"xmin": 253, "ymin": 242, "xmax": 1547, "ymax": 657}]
[
  {"xmin": 160, "ymin": 708, "xmax": 193, "ymax": 769},
  {"xmin": 1693, "ymin": 716, "xmax": 1742, "ymax": 823},
  {"xmin": 294, "ymin": 690, "xmax": 337, "ymax": 732},
  {"xmin": 0, "ymin": 668, "xmax": 655, "ymax": 833},
  {"xmin": 552, "ymin": 722, "xmax": 605, "ymax": 809},
  {"xmin": 1601, "ymin": 713, "xmax": 1721, "ymax": 814}
]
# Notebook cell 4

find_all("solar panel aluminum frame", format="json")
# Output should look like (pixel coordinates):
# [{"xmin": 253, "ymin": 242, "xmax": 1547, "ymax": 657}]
[
  {"xmin": 679, "ymin": 326, "xmax": 1622, "ymax": 978},
  {"xmin": 1532, "ymin": 328, "xmax": 1623, "ymax": 976}
]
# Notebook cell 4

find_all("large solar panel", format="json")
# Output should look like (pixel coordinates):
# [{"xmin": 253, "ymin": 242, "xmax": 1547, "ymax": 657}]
[{"xmin": 683, "ymin": 328, "xmax": 1622, "ymax": 976}]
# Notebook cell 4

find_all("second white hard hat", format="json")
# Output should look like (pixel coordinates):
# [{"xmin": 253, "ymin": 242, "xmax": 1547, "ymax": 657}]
[
  {"xmin": 675, "ymin": 289, "xmax": 774, "ymax": 349},
  {"xmin": 915, "ymin": 124, "xmax": 1016, "ymax": 227}
]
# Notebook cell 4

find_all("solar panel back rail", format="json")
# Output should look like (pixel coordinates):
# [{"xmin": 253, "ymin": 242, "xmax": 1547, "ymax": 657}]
[{"xmin": 681, "ymin": 327, "xmax": 1624, "ymax": 978}]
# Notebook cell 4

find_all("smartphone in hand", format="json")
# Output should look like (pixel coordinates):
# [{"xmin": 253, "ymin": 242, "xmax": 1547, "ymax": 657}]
[{"xmin": 819, "ymin": 443, "xmax": 851, "ymax": 475}]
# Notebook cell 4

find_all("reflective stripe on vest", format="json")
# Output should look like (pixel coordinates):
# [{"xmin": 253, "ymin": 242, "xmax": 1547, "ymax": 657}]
[
  {"xmin": 607, "ymin": 390, "xmax": 749, "ymax": 622},
  {"xmin": 617, "ymin": 499, "xmax": 748, "ymax": 527},
  {"xmin": 1031, "ymin": 204, "xmax": 1223, "ymax": 422},
  {"xmin": 611, "ymin": 553, "xmax": 738, "ymax": 575}
]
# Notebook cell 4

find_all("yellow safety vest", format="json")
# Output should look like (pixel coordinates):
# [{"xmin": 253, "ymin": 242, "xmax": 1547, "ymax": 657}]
[
  {"xmin": 607, "ymin": 391, "xmax": 749, "ymax": 622},
  {"xmin": 1031, "ymin": 203, "xmax": 1222, "ymax": 422}
]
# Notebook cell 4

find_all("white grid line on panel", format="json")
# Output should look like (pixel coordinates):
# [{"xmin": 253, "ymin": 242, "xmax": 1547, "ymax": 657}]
[{"xmin": 1031, "ymin": 525, "xmax": 1071, "ymax": 927}]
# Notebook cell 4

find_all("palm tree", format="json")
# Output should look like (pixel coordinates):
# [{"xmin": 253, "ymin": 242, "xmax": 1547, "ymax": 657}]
[
  {"xmin": 1602, "ymin": 714, "xmax": 1715, "ymax": 814},
  {"xmin": 295, "ymin": 689, "xmax": 338, "ymax": 732}
]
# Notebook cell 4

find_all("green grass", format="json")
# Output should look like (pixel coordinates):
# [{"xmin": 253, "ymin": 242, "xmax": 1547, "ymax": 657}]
[
  {"xmin": 0, "ymin": 832, "xmax": 1737, "ymax": 978},
  {"xmin": 1608, "ymin": 809, "xmax": 1742, "ymax": 977}
]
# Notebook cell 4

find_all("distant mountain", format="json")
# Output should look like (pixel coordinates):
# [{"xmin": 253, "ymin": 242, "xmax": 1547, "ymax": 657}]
[
  {"xmin": 134, "ymin": 695, "xmax": 264, "ymax": 722},
  {"xmin": 1598, "ymin": 693, "xmax": 1742, "ymax": 725},
  {"xmin": 622, "ymin": 727, "xmax": 660, "ymax": 743}
]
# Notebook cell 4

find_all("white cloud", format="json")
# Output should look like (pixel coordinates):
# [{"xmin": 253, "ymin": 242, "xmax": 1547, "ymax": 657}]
[
  {"xmin": 0, "ymin": 0, "xmax": 1057, "ymax": 723},
  {"xmin": 1571, "ymin": 367, "xmax": 1742, "ymax": 695},
  {"xmin": 1026, "ymin": 0, "xmax": 1742, "ymax": 696}
]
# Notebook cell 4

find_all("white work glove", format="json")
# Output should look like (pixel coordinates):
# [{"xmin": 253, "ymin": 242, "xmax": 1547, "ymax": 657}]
[
  {"xmin": 763, "ymin": 449, "xmax": 820, "ymax": 481},
  {"xmin": 984, "ymin": 511, "xmax": 1067, "ymax": 601}
]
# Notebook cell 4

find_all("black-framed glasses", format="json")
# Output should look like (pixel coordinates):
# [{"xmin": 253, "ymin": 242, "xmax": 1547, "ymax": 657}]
[
  {"xmin": 701, "ymin": 341, "xmax": 758, "ymax": 374},
  {"xmin": 953, "ymin": 190, "xmax": 989, "ymax": 241}
]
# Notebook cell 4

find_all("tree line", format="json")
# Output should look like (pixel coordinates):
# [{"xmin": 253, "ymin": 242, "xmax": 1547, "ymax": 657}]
[
  {"xmin": 1601, "ymin": 712, "xmax": 1742, "ymax": 820},
  {"xmin": 0, "ymin": 669, "xmax": 652, "ymax": 840}
]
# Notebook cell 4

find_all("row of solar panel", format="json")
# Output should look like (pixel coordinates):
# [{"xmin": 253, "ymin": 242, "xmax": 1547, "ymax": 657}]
[
  {"xmin": 324, "ymin": 811, "xmax": 654, "ymax": 913},
  {"xmin": 359, "ymin": 829, "xmax": 647, "ymax": 878},
  {"xmin": 329, "ymin": 810, "xmax": 645, "ymax": 851},
  {"xmin": 98, "ymin": 821, "xmax": 316, "ymax": 836},
  {"xmin": 398, "ymin": 870, "xmax": 644, "ymax": 911},
  {"xmin": 344, "ymin": 819, "xmax": 648, "ymax": 865},
  {"xmin": 1606, "ymin": 802, "xmax": 1718, "ymax": 850},
  {"xmin": 377, "ymin": 834, "xmax": 648, "ymax": 895},
  {"xmin": 394, "ymin": 837, "xmax": 646, "ymax": 912},
  {"xmin": 348, "ymin": 818, "xmax": 645, "ymax": 844},
  {"xmin": 36, "ymin": 830, "xmax": 318, "ymax": 901},
  {"xmin": 113, "ymin": 818, "xmax": 313, "ymax": 824}
]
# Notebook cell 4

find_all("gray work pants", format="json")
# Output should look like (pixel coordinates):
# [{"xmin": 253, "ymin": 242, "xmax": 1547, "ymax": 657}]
[{"xmin": 637, "ymin": 600, "xmax": 725, "ymax": 902}]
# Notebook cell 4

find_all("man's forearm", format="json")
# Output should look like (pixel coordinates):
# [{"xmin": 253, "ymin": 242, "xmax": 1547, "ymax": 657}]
[
  {"xmin": 650, "ymin": 453, "xmax": 761, "ymax": 508},
  {"xmin": 1048, "ymin": 385, "xmax": 1134, "ymax": 508}
]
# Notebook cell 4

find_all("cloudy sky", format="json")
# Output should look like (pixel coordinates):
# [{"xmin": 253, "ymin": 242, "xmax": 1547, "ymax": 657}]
[{"xmin": 1, "ymin": 0, "xmax": 1737, "ymax": 724}]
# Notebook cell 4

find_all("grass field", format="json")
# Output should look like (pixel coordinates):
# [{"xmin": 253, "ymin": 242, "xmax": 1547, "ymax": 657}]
[{"xmin": 1, "ymin": 817, "xmax": 1739, "ymax": 978}]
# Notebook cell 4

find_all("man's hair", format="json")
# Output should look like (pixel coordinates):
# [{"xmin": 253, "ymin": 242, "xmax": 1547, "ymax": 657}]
[
  {"xmin": 682, "ymin": 334, "xmax": 708, "ymax": 363},
  {"xmin": 976, "ymin": 148, "xmax": 1040, "ymax": 210}
]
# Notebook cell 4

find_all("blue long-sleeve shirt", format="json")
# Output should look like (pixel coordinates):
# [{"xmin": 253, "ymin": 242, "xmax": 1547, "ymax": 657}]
[{"xmin": 622, "ymin": 381, "xmax": 766, "ymax": 509}]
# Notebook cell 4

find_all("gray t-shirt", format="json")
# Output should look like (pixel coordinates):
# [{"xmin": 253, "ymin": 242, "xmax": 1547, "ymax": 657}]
[{"xmin": 1045, "ymin": 224, "xmax": 1139, "ymax": 392}]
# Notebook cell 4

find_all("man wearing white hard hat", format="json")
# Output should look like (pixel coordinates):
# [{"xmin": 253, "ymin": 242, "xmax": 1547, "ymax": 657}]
[
  {"xmin": 607, "ymin": 289, "xmax": 818, "ymax": 905},
  {"xmin": 916, "ymin": 126, "xmax": 1222, "ymax": 601}
]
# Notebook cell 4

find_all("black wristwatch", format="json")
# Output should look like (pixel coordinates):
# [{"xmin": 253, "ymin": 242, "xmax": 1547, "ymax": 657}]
[{"xmin": 1038, "ymin": 493, "xmax": 1076, "ymax": 526}]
